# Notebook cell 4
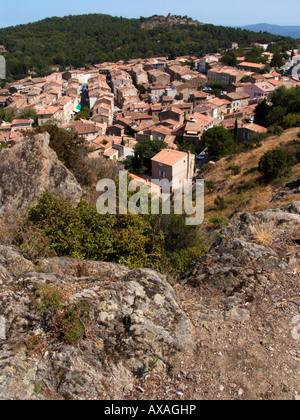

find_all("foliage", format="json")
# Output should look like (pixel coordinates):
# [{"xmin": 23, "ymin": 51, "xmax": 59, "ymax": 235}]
[
  {"xmin": 258, "ymin": 147, "xmax": 288, "ymax": 181},
  {"xmin": 228, "ymin": 164, "xmax": 242, "ymax": 175},
  {"xmin": 255, "ymin": 86, "xmax": 300, "ymax": 129},
  {"xmin": 205, "ymin": 180, "xmax": 216, "ymax": 194},
  {"xmin": 0, "ymin": 14, "xmax": 293, "ymax": 81},
  {"xmin": 14, "ymin": 222, "xmax": 54, "ymax": 262},
  {"xmin": 201, "ymin": 126, "xmax": 237, "ymax": 161},
  {"xmin": 36, "ymin": 283, "xmax": 90, "ymax": 343},
  {"xmin": 221, "ymin": 51, "xmax": 237, "ymax": 67},
  {"xmin": 270, "ymin": 52, "xmax": 286, "ymax": 68},
  {"xmin": 209, "ymin": 216, "xmax": 229, "ymax": 229},
  {"xmin": 0, "ymin": 142, "xmax": 9, "ymax": 151},
  {"xmin": 18, "ymin": 108, "xmax": 38, "ymax": 125},
  {"xmin": 132, "ymin": 138, "xmax": 168, "ymax": 174},
  {"xmin": 75, "ymin": 106, "xmax": 91, "ymax": 121},
  {"xmin": 0, "ymin": 108, "xmax": 15, "ymax": 122},
  {"xmin": 25, "ymin": 192, "xmax": 206, "ymax": 280},
  {"xmin": 214, "ymin": 195, "xmax": 228, "ymax": 211}
]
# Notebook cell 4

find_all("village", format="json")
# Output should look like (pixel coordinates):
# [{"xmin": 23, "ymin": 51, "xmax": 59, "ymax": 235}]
[{"xmin": 1, "ymin": 41, "xmax": 300, "ymax": 187}]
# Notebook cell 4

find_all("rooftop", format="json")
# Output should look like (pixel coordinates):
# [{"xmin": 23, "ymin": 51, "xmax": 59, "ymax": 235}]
[{"xmin": 151, "ymin": 149, "xmax": 188, "ymax": 166}]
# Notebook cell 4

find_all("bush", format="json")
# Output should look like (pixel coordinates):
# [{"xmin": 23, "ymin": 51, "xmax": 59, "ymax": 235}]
[
  {"xmin": 267, "ymin": 125, "xmax": 284, "ymax": 136},
  {"xmin": 26, "ymin": 192, "xmax": 206, "ymax": 280},
  {"xmin": 228, "ymin": 165, "xmax": 242, "ymax": 175},
  {"xmin": 205, "ymin": 180, "xmax": 216, "ymax": 194},
  {"xmin": 258, "ymin": 147, "xmax": 288, "ymax": 181},
  {"xmin": 202, "ymin": 127, "xmax": 237, "ymax": 161},
  {"xmin": 209, "ymin": 217, "xmax": 229, "ymax": 229},
  {"xmin": 214, "ymin": 196, "xmax": 228, "ymax": 211},
  {"xmin": 282, "ymin": 113, "xmax": 300, "ymax": 129},
  {"xmin": 36, "ymin": 283, "xmax": 90, "ymax": 343}
]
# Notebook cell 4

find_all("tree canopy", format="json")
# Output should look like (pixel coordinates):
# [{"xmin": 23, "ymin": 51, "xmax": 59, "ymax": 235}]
[{"xmin": 0, "ymin": 14, "xmax": 296, "ymax": 81}]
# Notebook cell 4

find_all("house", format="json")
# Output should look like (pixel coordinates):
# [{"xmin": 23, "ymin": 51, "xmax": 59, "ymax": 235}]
[
  {"xmin": 151, "ymin": 125, "xmax": 173, "ymax": 141},
  {"xmin": 221, "ymin": 92, "xmax": 250, "ymax": 113},
  {"xmin": 112, "ymin": 142, "xmax": 135, "ymax": 160},
  {"xmin": 107, "ymin": 124, "xmax": 126, "ymax": 137},
  {"xmin": 69, "ymin": 120, "xmax": 100, "ymax": 141},
  {"xmin": 131, "ymin": 66, "xmax": 149, "ymax": 86},
  {"xmin": 115, "ymin": 85, "xmax": 139, "ymax": 107},
  {"xmin": 103, "ymin": 148, "xmax": 119, "ymax": 160},
  {"xmin": 190, "ymin": 92, "xmax": 207, "ymax": 108},
  {"xmin": 149, "ymin": 84, "xmax": 168, "ymax": 100},
  {"xmin": 55, "ymin": 96, "xmax": 78, "ymax": 125},
  {"xmin": 161, "ymin": 96, "xmax": 174, "ymax": 106},
  {"xmin": 183, "ymin": 113, "xmax": 214, "ymax": 150},
  {"xmin": 237, "ymin": 62, "xmax": 266, "ymax": 73},
  {"xmin": 238, "ymin": 123, "xmax": 268, "ymax": 142},
  {"xmin": 6, "ymin": 96, "xmax": 27, "ymax": 113},
  {"xmin": 37, "ymin": 106, "xmax": 61, "ymax": 126},
  {"xmin": 151, "ymin": 149, "xmax": 195, "ymax": 184},
  {"xmin": 11, "ymin": 118, "xmax": 33, "ymax": 132},
  {"xmin": 128, "ymin": 173, "xmax": 161, "ymax": 196},
  {"xmin": 207, "ymin": 66, "xmax": 247, "ymax": 84},
  {"xmin": 160, "ymin": 107, "xmax": 185, "ymax": 125},
  {"xmin": 198, "ymin": 55, "xmax": 220, "ymax": 74},
  {"xmin": 206, "ymin": 97, "xmax": 231, "ymax": 119},
  {"xmin": 147, "ymin": 69, "xmax": 171, "ymax": 86},
  {"xmin": 92, "ymin": 102, "xmax": 113, "ymax": 126},
  {"xmin": 243, "ymin": 81, "xmax": 275, "ymax": 99},
  {"xmin": 150, "ymin": 104, "xmax": 163, "ymax": 122}
]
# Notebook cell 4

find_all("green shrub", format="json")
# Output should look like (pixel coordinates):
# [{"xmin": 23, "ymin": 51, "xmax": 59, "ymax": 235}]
[
  {"xmin": 214, "ymin": 196, "xmax": 228, "ymax": 211},
  {"xmin": 228, "ymin": 165, "xmax": 242, "ymax": 175},
  {"xmin": 26, "ymin": 192, "xmax": 206, "ymax": 281},
  {"xmin": 205, "ymin": 180, "xmax": 216, "ymax": 193},
  {"xmin": 36, "ymin": 283, "xmax": 90, "ymax": 343},
  {"xmin": 209, "ymin": 217, "xmax": 229, "ymax": 229},
  {"xmin": 258, "ymin": 147, "xmax": 288, "ymax": 181}
]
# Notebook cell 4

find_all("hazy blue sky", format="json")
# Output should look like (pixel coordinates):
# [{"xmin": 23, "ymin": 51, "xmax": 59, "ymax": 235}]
[{"xmin": 1, "ymin": 0, "xmax": 300, "ymax": 28}]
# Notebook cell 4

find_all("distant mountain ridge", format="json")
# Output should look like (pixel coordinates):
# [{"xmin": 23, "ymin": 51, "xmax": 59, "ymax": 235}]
[{"xmin": 240, "ymin": 23, "xmax": 300, "ymax": 39}]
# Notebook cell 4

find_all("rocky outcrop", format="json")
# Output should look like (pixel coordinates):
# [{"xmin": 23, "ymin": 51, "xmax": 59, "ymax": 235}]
[
  {"xmin": 0, "ymin": 202, "xmax": 299, "ymax": 400},
  {"xmin": 272, "ymin": 176, "xmax": 300, "ymax": 201},
  {"xmin": 0, "ymin": 250, "xmax": 195, "ymax": 400},
  {"xmin": 0, "ymin": 133, "xmax": 82, "ymax": 219},
  {"xmin": 140, "ymin": 14, "xmax": 202, "ymax": 30}
]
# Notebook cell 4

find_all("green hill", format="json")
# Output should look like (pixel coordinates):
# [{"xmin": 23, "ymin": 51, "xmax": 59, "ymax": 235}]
[{"xmin": 0, "ymin": 13, "xmax": 297, "ymax": 81}]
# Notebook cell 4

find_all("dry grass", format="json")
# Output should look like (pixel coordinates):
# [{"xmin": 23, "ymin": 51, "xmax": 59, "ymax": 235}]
[{"xmin": 253, "ymin": 224, "xmax": 276, "ymax": 247}]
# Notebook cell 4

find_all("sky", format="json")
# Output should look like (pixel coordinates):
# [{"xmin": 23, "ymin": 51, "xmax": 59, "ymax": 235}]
[{"xmin": 1, "ymin": 0, "xmax": 300, "ymax": 28}]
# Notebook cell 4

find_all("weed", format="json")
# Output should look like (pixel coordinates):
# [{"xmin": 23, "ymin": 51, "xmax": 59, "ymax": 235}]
[
  {"xmin": 36, "ymin": 283, "xmax": 90, "ymax": 343},
  {"xmin": 253, "ymin": 224, "xmax": 275, "ymax": 247}
]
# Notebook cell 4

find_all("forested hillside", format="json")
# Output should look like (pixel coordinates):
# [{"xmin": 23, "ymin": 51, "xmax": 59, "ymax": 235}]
[{"xmin": 0, "ymin": 13, "xmax": 297, "ymax": 80}]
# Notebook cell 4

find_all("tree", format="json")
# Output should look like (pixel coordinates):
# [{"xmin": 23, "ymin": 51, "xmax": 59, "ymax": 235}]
[
  {"xmin": 201, "ymin": 126, "xmax": 237, "ymax": 161},
  {"xmin": 133, "ymin": 138, "xmax": 168, "ymax": 173},
  {"xmin": 75, "ymin": 106, "xmax": 91, "ymax": 120},
  {"xmin": 254, "ymin": 99, "xmax": 271, "ymax": 127},
  {"xmin": 258, "ymin": 147, "xmax": 288, "ymax": 181},
  {"xmin": 19, "ymin": 108, "xmax": 38, "ymax": 126},
  {"xmin": 233, "ymin": 119, "xmax": 239, "ymax": 143},
  {"xmin": 270, "ymin": 52, "xmax": 285, "ymax": 68}
]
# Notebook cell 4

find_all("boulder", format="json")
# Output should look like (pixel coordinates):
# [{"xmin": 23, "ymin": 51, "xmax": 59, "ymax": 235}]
[
  {"xmin": 0, "ymin": 251, "xmax": 195, "ymax": 400},
  {"xmin": 0, "ymin": 133, "xmax": 82, "ymax": 219}
]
